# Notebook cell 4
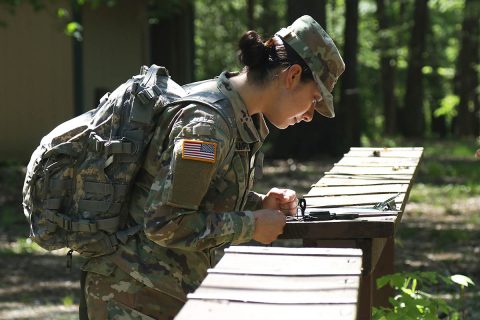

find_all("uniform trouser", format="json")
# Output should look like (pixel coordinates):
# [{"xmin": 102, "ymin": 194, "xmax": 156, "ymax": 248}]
[{"xmin": 80, "ymin": 267, "xmax": 185, "ymax": 320}]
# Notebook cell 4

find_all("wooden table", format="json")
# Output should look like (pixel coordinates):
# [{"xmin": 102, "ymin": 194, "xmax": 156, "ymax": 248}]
[
  {"xmin": 279, "ymin": 147, "xmax": 424, "ymax": 319},
  {"xmin": 175, "ymin": 246, "xmax": 363, "ymax": 320}
]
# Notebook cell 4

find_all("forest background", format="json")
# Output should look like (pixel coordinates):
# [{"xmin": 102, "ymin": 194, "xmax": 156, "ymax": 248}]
[{"xmin": 0, "ymin": 0, "xmax": 479, "ymax": 319}]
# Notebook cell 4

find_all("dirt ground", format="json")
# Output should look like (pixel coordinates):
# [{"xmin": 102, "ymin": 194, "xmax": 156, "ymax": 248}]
[{"xmin": 0, "ymin": 157, "xmax": 478, "ymax": 319}]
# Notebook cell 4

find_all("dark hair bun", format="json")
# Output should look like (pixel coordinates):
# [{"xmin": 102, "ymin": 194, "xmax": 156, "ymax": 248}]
[{"xmin": 238, "ymin": 31, "xmax": 268, "ymax": 68}]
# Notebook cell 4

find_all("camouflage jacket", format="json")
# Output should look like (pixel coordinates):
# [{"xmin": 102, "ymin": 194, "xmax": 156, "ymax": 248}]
[{"xmin": 82, "ymin": 71, "xmax": 269, "ymax": 302}]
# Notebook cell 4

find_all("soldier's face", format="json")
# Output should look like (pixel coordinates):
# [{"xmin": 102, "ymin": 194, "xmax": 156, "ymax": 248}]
[{"xmin": 267, "ymin": 79, "xmax": 319, "ymax": 129}]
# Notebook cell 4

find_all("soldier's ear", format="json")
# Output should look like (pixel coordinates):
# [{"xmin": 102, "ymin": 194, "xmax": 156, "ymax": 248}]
[{"xmin": 284, "ymin": 64, "xmax": 303, "ymax": 89}]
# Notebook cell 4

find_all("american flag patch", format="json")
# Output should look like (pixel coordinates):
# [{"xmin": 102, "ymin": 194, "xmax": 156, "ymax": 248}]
[{"xmin": 182, "ymin": 140, "xmax": 217, "ymax": 163}]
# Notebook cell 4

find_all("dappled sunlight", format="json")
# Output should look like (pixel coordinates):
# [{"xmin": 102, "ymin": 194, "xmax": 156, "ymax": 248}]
[{"xmin": 0, "ymin": 303, "xmax": 78, "ymax": 320}]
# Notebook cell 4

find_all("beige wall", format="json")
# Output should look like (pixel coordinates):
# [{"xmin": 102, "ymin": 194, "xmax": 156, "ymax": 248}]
[
  {"xmin": 0, "ymin": 2, "xmax": 74, "ymax": 162},
  {"xmin": 82, "ymin": 0, "xmax": 149, "ymax": 111},
  {"xmin": 0, "ymin": 1, "xmax": 149, "ymax": 163}
]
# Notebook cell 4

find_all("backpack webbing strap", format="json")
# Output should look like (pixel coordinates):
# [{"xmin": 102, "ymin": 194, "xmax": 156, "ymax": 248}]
[
  {"xmin": 83, "ymin": 181, "xmax": 129, "ymax": 197},
  {"xmin": 89, "ymin": 133, "xmax": 136, "ymax": 155},
  {"xmin": 44, "ymin": 210, "xmax": 120, "ymax": 233},
  {"xmin": 78, "ymin": 200, "xmax": 122, "ymax": 214}
]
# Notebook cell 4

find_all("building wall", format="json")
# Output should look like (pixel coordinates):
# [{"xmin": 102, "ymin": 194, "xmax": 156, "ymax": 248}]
[
  {"xmin": 82, "ymin": 0, "xmax": 150, "ymax": 111},
  {"xmin": 0, "ymin": 1, "xmax": 149, "ymax": 163},
  {"xmin": 0, "ymin": 2, "xmax": 74, "ymax": 162}
]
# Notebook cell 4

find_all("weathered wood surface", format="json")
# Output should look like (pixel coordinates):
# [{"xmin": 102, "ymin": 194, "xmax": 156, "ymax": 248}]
[
  {"xmin": 328, "ymin": 166, "xmax": 416, "ymax": 175},
  {"xmin": 312, "ymin": 177, "xmax": 411, "ymax": 187},
  {"xmin": 175, "ymin": 148, "xmax": 424, "ymax": 320},
  {"xmin": 305, "ymin": 184, "xmax": 409, "ymax": 197},
  {"xmin": 283, "ymin": 147, "xmax": 424, "ymax": 240},
  {"xmin": 282, "ymin": 147, "xmax": 424, "ymax": 320},
  {"xmin": 303, "ymin": 193, "xmax": 405, "ymax": 207},
  {"xmin": 345, "ymin": 147, "xmax": 424, "ymax": 158},
  {"xmin": 175, "ymin": 246, "xmax": 362, "ymax": 320},
  {"xmin": 175, "ymin": 301, "xmax": 358, "ymax": 320},
  {"xmin": 336, "ymin": 156, "xmax": 420, "ymax": 167}
]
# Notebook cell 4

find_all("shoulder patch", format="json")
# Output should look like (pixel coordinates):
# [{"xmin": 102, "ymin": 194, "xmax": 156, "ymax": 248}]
[{"xmin": 182, "ymin": 140, "xmax": 217, "ymax": 163}]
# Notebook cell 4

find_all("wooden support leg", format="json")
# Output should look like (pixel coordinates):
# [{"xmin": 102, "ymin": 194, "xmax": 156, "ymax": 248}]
[
  {"xmin": 356, "ymin": 239, "xmax": 373, "ymax": 320},
  {"xmin": 358, "ymin": 272, "xmax": 372, "ymax": 320},
  {"xmin": 372, "ymin": 237, "xmax": 395, "ymax": 308}
]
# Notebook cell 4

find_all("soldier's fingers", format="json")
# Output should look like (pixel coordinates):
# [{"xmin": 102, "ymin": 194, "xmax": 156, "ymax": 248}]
[
  {"xmin": 280, "ymin": 202, "xmax": 297, "ymax": 216},
  {"xmin": 274, "ymin": 189, "xmax": 296, "ymax": 204},
  {"xmin": 280, "ymin": 201, "xmax": 297, "ymax": 210}
]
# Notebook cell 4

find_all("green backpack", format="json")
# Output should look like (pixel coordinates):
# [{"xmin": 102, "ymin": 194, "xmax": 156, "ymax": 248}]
[{"xmin": 22, "ymin": 64, "xmax": 227, "ymax": 260}]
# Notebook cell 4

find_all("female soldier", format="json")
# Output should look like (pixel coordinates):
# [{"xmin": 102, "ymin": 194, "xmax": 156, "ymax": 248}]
[{"xmin": 82, "ymin": 15, "xmax": 345, "ymax": 319}]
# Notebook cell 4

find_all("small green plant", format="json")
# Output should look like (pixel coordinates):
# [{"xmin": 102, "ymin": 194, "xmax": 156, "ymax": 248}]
[
  {"xmin": 372, "ymin": 271, "xmax": 475, "ymax": 320},
  {"xmin": 62, "ymin": 294, "xmax": 74, "ymax": 306}
]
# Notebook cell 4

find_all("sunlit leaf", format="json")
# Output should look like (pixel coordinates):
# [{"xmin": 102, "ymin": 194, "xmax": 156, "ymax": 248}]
[
  {"xmin": 434, "ymin": 94, "xmax": 459, "ymax": 118},
  {"xmin": 57, "ymin": 8, "xmax": 68, "ymax": 18},
  {"xmin": 64, "ymin": 22, "xmax": 83, "ymax": 41},
  {"xmin": 62, "ymin": 294, "xmax": 74, "ymax": 306},
  {"xmin": 450, "ymin": 274, "xmax": 475, "ymax": 287}
]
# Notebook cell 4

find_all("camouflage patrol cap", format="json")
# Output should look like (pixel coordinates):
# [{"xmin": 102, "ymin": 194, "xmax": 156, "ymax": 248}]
[{"xmin": 276, "ymin": 15, "xmax": 345, "ymax": 118}]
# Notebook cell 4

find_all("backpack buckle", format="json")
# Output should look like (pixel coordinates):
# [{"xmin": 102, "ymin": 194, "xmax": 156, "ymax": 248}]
[
  {"xmin": 62, "ymin": 218, "xmax": 73, "ymax": 231},
  {"xmin": 137, "ymin": 85, "xmax": 161, "ymax": 105}
]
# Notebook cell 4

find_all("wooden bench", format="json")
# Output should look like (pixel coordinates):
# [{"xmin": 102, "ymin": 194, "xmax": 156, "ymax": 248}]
[
  {"xmin": 175, "ymin": 246, "xmax": 363, "ymax": 320},
  {"xmin": 175, "ymin": 147, "xmax": 423, "ymax": 319},
  {"xmin": 280, "ymin": 147, "xmax": 424, "ymax": 319}
]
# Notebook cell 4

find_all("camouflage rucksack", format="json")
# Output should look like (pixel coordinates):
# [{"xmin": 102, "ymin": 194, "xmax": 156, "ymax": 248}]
[{"xmin": 22, "ymin": 64, "xmax": 227, "ymax": 260}]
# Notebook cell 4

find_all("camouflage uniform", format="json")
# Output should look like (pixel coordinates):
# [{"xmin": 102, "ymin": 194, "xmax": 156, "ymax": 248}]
[
  {"xmin": 82, "ymin": 71, "xmax": 269, "ymax": 319},
  {"xmin": 81, "ymin": 14, "xmax": 345, "ymax": 320}
]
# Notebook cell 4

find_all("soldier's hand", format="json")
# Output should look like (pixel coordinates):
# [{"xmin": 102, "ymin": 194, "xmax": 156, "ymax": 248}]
[
  {"xmin": 252, "ymin": 209, "xmax": 286, "ymax": 244},
  {"xmin": 262, "ymin": 188, "xmax": 297, "ymax": 216}
]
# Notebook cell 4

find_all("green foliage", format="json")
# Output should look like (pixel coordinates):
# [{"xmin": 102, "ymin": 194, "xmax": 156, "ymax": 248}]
[
  {"xmin": 434, "ymin": 94, "xmax": 459, "ymax": 118},
  {"xmin": 193, "ymin": 0, "xmax": 285, "ymax": 81},
  {"xmin": 62, "ymin": 294, "xmax": 74, "ymax": 306},
  {"xmin": 65, "ymin": 21, "xmax": 83, "ymax": 41},
  {"xmin": 373, "ymin": 271, "xmax": 475, "ymax": 320}
]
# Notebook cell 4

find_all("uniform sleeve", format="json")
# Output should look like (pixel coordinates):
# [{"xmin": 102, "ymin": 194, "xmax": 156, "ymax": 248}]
[
  {"xmin": 243, "ymin": 191, "xmax": 265, "ymax": 211},
  {"xmin": 143, "ymin": 104, "xmax": 255, "ymax": 251}
]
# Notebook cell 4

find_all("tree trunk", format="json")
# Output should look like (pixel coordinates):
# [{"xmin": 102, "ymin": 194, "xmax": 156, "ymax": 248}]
[
  {"xmin": 287, "ymin": 0, "xmax": 326, "ymax": 27},
  {"xmin": 403, "ymin": 0, "xmax": 429, "ymax": 138},
  {"xmin": 339, "ymin": 0, "xmax": 360, "ymax": 149},
  {"xmin": 247, "ymin": 0, "xmax": 255, "ymax": 30},
  {"xmin": 454, "ymin": 0, "xmax": 480, "ymax": 136},
  {"xmin": 375, "ymin": 0, "xmax": 397, "ymax": 135},
  {"xmin": 149, "ymin": 1, "xmax": 194, "ymax": 85},
  {"xmin": 258, "ymin": 0, "xmax": 281, "ymax": 37}
]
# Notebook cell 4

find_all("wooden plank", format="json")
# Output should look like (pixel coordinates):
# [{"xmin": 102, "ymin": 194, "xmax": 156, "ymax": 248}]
[
  {"xmin": 175, "ymin": 300, "xmax": 358, "ymax": 320},
  {"xmin": 211, "ymin": 252, "xmax": 362, "ymax": 276},
  {"xmin": 304, "ymin": 193, "xmax": 405, "ymax": 208},
  {"xmin": 305, "ymin": 184, "xmax": 409, "ymax": 197},
  {"xmin": 200, "ymin": 273, "xmax": 360, "ymax": 291},
  {"xmin": 349, "ymin": 147, "xmax": 423, "ymax": 151},
  {"xmin": 327, "ymin": 166, "xmax": 416, "ymax": 175},
  {"xmin": 324, "ymin": 172, "xmax": 413, "ymax": 180},
  {"xmin": 336, "ymin": 157, "xmax": 420, "ymax": 167},
  {"xmin": 311, "ymin": 177, "xmax": 411, "ymax": 187},
  {"xmin": 225, "ymin": 246, "xmax": 362, "ymax": 256},
  {"xmin": 189, "ymin": 287, "xmax": 359, "ymax": 304},
  {"xmin": 344, "ymin": 149, "xmax": 423, "ymax": 158}
]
